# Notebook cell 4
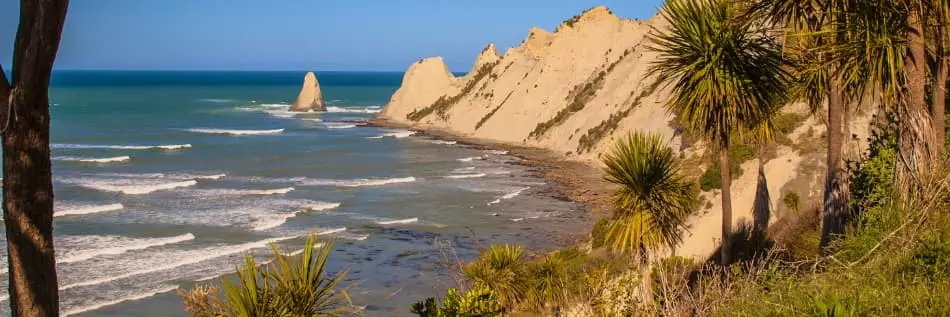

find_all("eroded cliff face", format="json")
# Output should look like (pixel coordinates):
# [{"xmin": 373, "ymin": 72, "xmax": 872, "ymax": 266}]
[
  {"xmin": 290, "ymin": 72, "xmax": 326, "ymax": 112},
  {"xmin": 375, "ymin": 6, "xmax": 874, "ymax": 260}
]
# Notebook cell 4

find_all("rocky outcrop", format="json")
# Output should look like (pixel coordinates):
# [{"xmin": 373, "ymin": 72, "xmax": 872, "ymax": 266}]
[
  {"xmin": 289, "ymin": 72, "xmax": 325, "ymax": 112},
  {"xmin": 373, "ymin": 6, "xmax": 874, "ymax": 261}
]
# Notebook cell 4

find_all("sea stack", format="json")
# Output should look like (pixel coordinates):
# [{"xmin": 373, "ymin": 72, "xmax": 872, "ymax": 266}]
[{"xmin": 289, "ymin": 72, "xmax": 326, "ymax": 112}]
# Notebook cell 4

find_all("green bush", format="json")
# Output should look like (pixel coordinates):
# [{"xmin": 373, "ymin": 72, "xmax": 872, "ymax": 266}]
[
  {"xmin": 590, "ymin": 217, "xmax": 610, "ymax": 249},
  {"xmin": 411, "ymin": 286, "xmax": 504, "ymax": 317},
  {"xmin": 782, "ymin": 192, "xmax": 802, "ymax": 213},
  {"xmin": 698, "ymin": 140, "xmax": 756, "ymax": 191},
  {"xmin": 178, "ymin": 235, "xmax": 353, "ymax": 317}
]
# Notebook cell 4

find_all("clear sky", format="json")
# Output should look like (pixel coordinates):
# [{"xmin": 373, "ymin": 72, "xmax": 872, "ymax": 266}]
[{"xmin": 1, "ymin": 0, "xmax": 664, "ymax": 72}]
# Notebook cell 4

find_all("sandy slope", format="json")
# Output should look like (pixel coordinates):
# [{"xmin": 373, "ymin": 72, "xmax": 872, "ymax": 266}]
[{"xmin": 373, "ymin": 6, "xmax": 872, "ymax": 261}]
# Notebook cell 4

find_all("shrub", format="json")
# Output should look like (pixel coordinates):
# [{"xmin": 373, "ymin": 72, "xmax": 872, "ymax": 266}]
[
  {"xmin": 411, "ymin": 286, "xmax": 504, "ymax": 317},
  {"xmin": 590, "ymin": 217, "xmax": 610, "ymax": 249},
  {"xmin": 576, "ymin": 80, "xmax": 659, "ymax": 153},
  {"xmin": 782, "ymin": 191, "xmax": 802, "ymax": 213},
  {"xmin": 464, "ymin": 244, "xmax": 528, "ymax": 308},
  {"xmin": 179, "ymin": 235, "xmax": 353, "ymax": 317},
  {"xmin": 475, "ymin": 91, "xmax": 514, "ymax": 130},
  {"xmin": 530, "ymin": 48, "xmax": 636, "ymax": 139},
  {"xmin": 698, "ymin": 140, "xmax": 756, "ymax": 191}
]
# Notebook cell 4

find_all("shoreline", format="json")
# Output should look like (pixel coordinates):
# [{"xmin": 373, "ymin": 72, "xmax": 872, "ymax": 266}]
[{"xmin": 368, "ymin": 118, "xmax": 615, "ymax": 219}]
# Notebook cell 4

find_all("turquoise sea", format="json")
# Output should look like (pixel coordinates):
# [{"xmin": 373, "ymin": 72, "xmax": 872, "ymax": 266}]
[{"xmin": 0, "ymin": 71, "xmax": 588, "ymax": 316}]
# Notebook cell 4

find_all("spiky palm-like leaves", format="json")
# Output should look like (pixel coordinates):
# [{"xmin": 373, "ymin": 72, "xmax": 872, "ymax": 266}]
[
  {"xmin": 649, "ymin": 0, "xmax": 789, "ymax": 264},
  {"xmin": 602, "ymin": 132, "xmax": 695, "ymax": 254},
  {"xmin": 180, "ymin": 235, "xmax": 352, "ymax": 317},
  {"xmin": 464, "ymin": 244, "xmax": 527, "ymax": 308}
]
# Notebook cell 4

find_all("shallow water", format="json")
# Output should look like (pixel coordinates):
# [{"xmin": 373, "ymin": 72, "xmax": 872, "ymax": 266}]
[{"xmin": 0, "ymin": 71, "xmax": 589, "ymax": 316}]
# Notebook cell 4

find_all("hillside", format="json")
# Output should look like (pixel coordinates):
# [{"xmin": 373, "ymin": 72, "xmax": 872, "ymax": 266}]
[{"xmin": 373, "ymin": 6, "xmax": 876, "ymax": 260}]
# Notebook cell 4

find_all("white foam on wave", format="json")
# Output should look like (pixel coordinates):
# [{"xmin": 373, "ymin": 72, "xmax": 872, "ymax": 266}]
[
  {"xmin": 56, "ymin": 203, "xmax": 124, "ymax": 217},
  {"xmin": 445, "ymin": 173, "xmax": 487, "ymax": 179},
  {"xmin": 81, "ymin": 179, "xmax": 198, "ymax": 195},
  {"xmin": 300, "ymin": 176, "xmax": 417, "ymax": 188},
  {"xmin": 485, "ymin": 150, "xmax": 510, "ymax": 155},
  {"xmin": 318, "ymin": 227, "xmax": 347, "ymax": 235},
  {"xmin": 501, "ymin": 187, "xmax": 531, "ymax": 199},
  {"xmin": 425, "ymin": 139, "xmax": 457, "ymax": 145},
  {"xmin": 194, "ymin": 173, "xmax": 227, "ymax": 180},
  {"xmin": 368, "ymin": 130, "xmax": 416, "ymax": 139},
  {"xmin": 54, "ymin": 156, "xmax": 131, "ymax": 163},
  {"xmin": 487, "ymin": 187, "xmax": 531, "ymax": 206},
  {"xmin": 53, "ymin": 143, "xmax": 191, "ymax": 150},
  {"xmin": 457, "ymin": 156, "xmax": 484, "ymax": 162},
  {"xmin": 59, "ymin": 235, "xmax": 297, "ymax": 291},
  {"xmin": 324, "ymin": 123, "xmax": 357, "ymax": 129},
  {"xmin": 185, "ymin": 128, "xmax": 284, "ymax": 135},
  {"xmin": 257, "ymin": 103, "xmax": 290, "ymax": 109},
  {"xmin": 326, "ymin": 106, "xmax": 381, "ymax": 114},
  {"xmin": 59, "ymin": 233, "xmax": 196, "ymax": 264},
  {"xmin": 198, "ymin": 187, "xmax": 295, "ymax": 196},
  {"xmin": 250, "ymin": 202, "xmax": 341, "ymax": 231},
  {"xmin": 61, "ymin": 284, "xmax": 178, "ymax": 317},
  {"xmin": 375, "ymin": 218, "xmax": 419, "ymax": 225}
]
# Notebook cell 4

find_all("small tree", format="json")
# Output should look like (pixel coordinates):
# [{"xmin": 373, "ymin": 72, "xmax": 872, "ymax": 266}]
[
  {"xmin": 649, "ymin": 0, "xmax": 789, "ymax": 264},
  {"xmin": 600, "ymin": 131, "xmax": 695, "ymax": 302}
]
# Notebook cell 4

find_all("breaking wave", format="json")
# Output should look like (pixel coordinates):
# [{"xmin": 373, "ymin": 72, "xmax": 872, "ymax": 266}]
[
  {"xmin": 54, "ymin": 156, "xmax": 131, "ymax": 163},
  {"xmin": 185, "ymin": 128, "xmax": 284, "ymax": 135}
]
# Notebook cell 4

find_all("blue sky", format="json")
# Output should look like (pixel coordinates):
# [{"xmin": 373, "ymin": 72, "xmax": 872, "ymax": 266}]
[{"xmin": 1, "ymin": 1, "xmax": 664, "ymax": 72}]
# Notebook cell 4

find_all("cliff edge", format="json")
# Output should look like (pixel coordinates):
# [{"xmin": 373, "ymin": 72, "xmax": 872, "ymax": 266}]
[{"xmin": 374, "ymin": 6, "xmax": 874, "ymax": 260}]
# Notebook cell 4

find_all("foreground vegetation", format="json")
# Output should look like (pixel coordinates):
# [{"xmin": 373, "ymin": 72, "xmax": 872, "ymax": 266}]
[
  {"xmin": 179, "ymin": 236, "xmax": 355, "ymax": 317},
  {"xmin": 409, "ymin": 0, "xmax": 950, "ymax": 315}
]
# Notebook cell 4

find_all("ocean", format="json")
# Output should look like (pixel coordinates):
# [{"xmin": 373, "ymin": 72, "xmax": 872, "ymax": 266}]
[{"xmin": 0, "ymin": 71, "xmax": 588, "ymax": 316}]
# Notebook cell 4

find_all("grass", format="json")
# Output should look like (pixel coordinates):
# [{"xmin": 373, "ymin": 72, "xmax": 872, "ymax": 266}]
[
  {"xmin": 576, "ymin": 79, "xmax": 659, "ymax": 153},
  {"xmin": 407, "ymin": 61, "xmax": 499, "ymax": 122},
  {"xmin": 529, "ymin": 48, "xmax": 634, "ymax": 139},
  {"xmin": 475, "ymin": 91, "xmax": 515, "ymax": 130}
]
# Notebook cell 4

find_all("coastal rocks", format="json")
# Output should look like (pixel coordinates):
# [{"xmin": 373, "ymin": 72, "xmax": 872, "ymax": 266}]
[
  {"xmin": 378, "ymin": 57, "xmax": 458, "ymax": 119},
  {"xmin": 289, "ymin": 72, "xmax": 326, "ymax": 112},
  {"xmin": 373, "ymin": 5, "xmax": 873, "ymax": 262}
]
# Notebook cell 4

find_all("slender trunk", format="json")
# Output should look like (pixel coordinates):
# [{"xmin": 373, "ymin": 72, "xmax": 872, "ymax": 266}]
[
  {"xmin": 719, "ymin": 145, "xmax": 733, "ymax": 265},
  {"xmin": 934, "ymin": 56, "xmax": 948, "ymax": 155},
  {"xmin": 639, "ymin": 248, "xmax": 653, "ymax": 306},
  {"xmin": 752, "ymin": 146, "xmax": 770, "ymax": 233},
  {"xmin": 820, "ymin": 85, "xmax": 846, "ymax": 250},
  {"xmin": 4, "ymin": 1, "xmax": 70, "ymax": 316},
  {"xmin": 900, "ymin": 9, "xmax": 936, "ymax": 183}
]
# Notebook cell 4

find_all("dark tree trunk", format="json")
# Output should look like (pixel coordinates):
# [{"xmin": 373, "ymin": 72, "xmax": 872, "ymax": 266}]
[
  {"xmin": 820, "ymin": 84, "xmax": 847, "ymax": 250},
  {"xmin": 3, "ymin": 1, "xmax": 70, "ymax": 316},
  {"xmin": 934, "ymin": 56, "xmax": 948, "ymax": 155},
  {"xmin": 900, "ymin": 9, "xmax": 936, "ymax": 182},
  {"xmin": 752, "ymin": 147, "xmax": 770, "ymax": 234},
  {"xmin": 719, "ymin": 145, "xmax": 733, "ymax": 265}
]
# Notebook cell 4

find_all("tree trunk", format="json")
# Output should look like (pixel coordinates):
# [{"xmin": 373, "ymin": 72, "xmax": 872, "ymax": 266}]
[
  {"xmin": 639, "ymin": 251, "xmax": 653, "ymax": 307},
  {"xmin": 934, "ymin": 56, "xmax": 948, "ymax": 155},
  {"xmin": 900, "ymin": 9, "xmax": 936, "ymax": 184},
  {"xmin": 820, "ymin": 84, "xmax": 847, "ymax": 250},
  {"xmin": 752, "ymin": 146, "xmax": 770, "ymax": 234},
  {"xmin": 3, "ymin": 1, "xmax": 70, "ymax": 316},
  {"xmin": 719, "ymin": 145, "xmax": 733, "ymax": 265}
]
